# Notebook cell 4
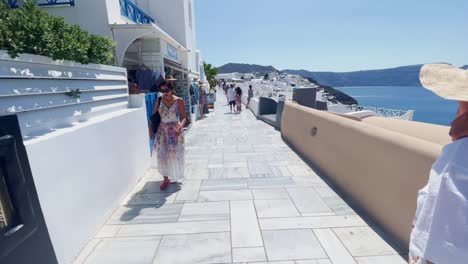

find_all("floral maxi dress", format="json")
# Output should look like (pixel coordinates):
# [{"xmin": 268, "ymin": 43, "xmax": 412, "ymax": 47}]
[{"xmin": 153, "ymin": 100, "xmax": 185, "ymax": 182}]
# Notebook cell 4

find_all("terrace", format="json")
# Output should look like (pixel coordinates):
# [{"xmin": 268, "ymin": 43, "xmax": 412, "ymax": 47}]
[
  {"xmin": 74, "ymin": 92, "xmax": 407, "ymax": 264},
  {"xmin": 119, "ymin": 0, "xmax": 154, "ymax": 24}
]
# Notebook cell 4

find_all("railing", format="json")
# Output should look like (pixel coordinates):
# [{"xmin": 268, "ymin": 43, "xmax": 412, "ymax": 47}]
[
  {"xmin": 346, "ymin": 105, "xmax": 415, "ymax": 120},
  {"xmin": 241, "ymin": 81, "xmax": 415, "ymax": 120},
  {"xmin": 4, "ymin": 0, "xmax": 74, "ymax": 8},
  {"xmin": 119, "ymin": 0, "xmax": 154, "ymax": 24}
]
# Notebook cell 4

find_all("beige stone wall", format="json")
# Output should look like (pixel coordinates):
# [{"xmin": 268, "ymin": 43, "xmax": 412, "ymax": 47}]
[{"xmin": 281, "ymin": 101, "xmax": 446, "ymax": 248}]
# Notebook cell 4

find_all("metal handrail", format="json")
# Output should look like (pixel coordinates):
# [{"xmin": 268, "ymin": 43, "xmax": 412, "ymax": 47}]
[
  {"xmin": 37, "ymin": 0, "xmax": 74, "ymax": 6},
  {"xmin": 4, "ymin": 0, "xmax": 75, "ymax": 8},
  {"xmin": 119, "ymin": 0, "xmax": 154, "ymax": 24},
  {"xmin": 346, "ymin": 105, "xmax": 414, "ymax": 120}
]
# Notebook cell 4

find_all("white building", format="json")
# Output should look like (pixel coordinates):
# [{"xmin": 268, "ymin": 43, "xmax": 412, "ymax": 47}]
[
  {"xmin": 42, "ymin": 0, "xmax": 208, "ymax": 124},
  {"xmin": 216, "ymin": 72, "xmax": 242, "ymax": 81},
  {"xmin": 44, "ymin": 0, "xmax": 202, "ymax": 80},
  {"xmin": 0, "ymin": 1, "xmax": 205, "ymax": 263}
]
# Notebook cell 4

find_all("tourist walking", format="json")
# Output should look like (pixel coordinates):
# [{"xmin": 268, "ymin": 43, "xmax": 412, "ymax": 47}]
[
  {"xmin": 150, "ymin": 80, "xmax": 186, "ymax": 190},
  {"xmin": 223, "ymin": 83, "xmax": 228, "ymax": 104},
  {"xmin": 235, "ymin": 87, "xmax": 242, "ymax": 114},
  {"xmin": 199, "ymin": 81, "xmax": 206, "ymax": 118},
  {"xmin": 409, "ymin": 64, "xmax": 468, "ymax": 264},
  {"xmin": 227, "ymin": 85, "xmax": 236, "ymax": 113},
  {"xmin": 247, "ymin": 85, "xmax": 254, "ymax": 107}
]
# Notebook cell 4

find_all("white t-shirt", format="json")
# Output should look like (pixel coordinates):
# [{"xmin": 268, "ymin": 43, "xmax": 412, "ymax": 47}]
[
  {"xmin": 410, "ymin": 137, "xmax": 468, "ymax": 263},
  {"xmin": 227, "ymin": 88, "xmax": 236, "ymax": 101}
]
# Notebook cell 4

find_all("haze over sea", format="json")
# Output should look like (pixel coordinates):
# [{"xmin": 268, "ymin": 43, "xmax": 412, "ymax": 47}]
[{"xmin": 336, "ymin": 86, "xmax": 458, "ymax": 126}]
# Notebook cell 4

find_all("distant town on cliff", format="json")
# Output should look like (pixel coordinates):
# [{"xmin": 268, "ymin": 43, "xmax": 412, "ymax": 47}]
[{"xmin": 218, "ymin": 63, "xmax": 468, "ymax": 87}]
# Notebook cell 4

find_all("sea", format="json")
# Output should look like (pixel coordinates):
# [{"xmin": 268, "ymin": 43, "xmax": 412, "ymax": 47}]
[{"xmin": 336, "ymin": 86, "xmax": 458, "ymax": 126}]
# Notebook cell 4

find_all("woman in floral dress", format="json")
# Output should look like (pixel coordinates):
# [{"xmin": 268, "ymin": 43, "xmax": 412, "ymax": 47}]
[
  {"xmin": 151, "ymin": 81, "xmax": 186, "ymax": 190},
  {"xmin": 235, "ymin": 87, "xmax": 242, "ymax": 114}
]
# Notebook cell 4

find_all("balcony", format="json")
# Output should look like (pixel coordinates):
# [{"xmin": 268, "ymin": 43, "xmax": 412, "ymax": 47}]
[
  {"xmin": 4, "ymin": 0, "xmax": 75, "ymax": 8},
  {"xmin": 119, "ymin": 0, "xmax": 154, "ymax": 24}
]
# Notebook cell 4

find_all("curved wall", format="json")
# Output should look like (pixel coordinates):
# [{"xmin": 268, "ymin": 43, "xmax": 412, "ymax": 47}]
[{"xmin": 281, "ymin": 101, "xmax": 444, "ymax": 248}]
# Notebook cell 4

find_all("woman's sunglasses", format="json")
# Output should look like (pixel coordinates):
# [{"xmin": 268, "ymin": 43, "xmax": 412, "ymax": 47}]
[{"xmin": 160, "ymin": 89, "xmax": 171, "ymax": 94}]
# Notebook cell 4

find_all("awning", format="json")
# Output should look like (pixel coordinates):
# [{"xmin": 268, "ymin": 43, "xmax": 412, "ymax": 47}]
[
  {"xmin": 110, "ymin": 23, "xmax": 187, "ymax": 66},
  {"xmin": 164, "ymin": 58, "xmax": 188, "ymax": 73}
]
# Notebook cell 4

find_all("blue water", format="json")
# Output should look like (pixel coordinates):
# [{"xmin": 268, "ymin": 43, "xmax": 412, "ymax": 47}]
[{"xmin": 336, "ymin": 86, "xmax": 458, "ymax": 126}]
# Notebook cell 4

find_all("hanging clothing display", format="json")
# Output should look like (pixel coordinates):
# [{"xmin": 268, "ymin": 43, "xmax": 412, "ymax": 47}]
[
  {"xmin": 135, "ymin": 67, "xmax": 165, "ymax": 93},
  {"xmin": 192, "ymin": 82, "xmax": 200, "ymax": 102},
  {"xmin": 136, "ymin": 67, "xmax": 156, "ymax": 92}
]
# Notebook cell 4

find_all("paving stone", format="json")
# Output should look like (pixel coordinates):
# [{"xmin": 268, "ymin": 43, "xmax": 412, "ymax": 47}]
[
  {"xmin": 232, "ymin": 247, "xmax": 267, "ymax": 263},
  {"xmin": 125, "ymin": 192, "xmax": 177, "ymax": 206},
  {"xmin": 96, "ymin": 225, "xmax": 121, "ymax": 238},
  {"xmin": 295, "ymin": 260, "xmax": 332, "ymax": 264},
  {"xmin": 254, "ymin": 199, "xmax": 300, "ymax": 218},
  {"xmin": 314, "ymin": 228, "xmax": 357, "ymax": 264},
  {"xmin": 175, "ymin": 180, "xmax": 201, "ymax": 202},
  {"xmin": 200, "ymin": 178, "xmax": 248, "ymax": 191},
  {"xmin": 74, "ymin": 239, "xmax": 101, "ymax": 264},
  {"xmin": 287, "ymin": 165, "xmax": 316, "ymax": 176},
  {"xmin": 185, "ymin": 168, "xmax": 210, "ymax": 179},
  {"xmin": 333, "ymin": 227, "xmax": 398, "ymax": 257},
  {"xmin": 259, "ymin": 215, "xmax": 366, "ymax": 230},
  {"xmin": 231, "ymin": 200, "xmax": 263, "ymax": 247},
  {"xmin": 270, "ymin": 166, "xmax": 292, "ymax": 177},
  {"xmin": 227, "ymin": 167, "xmax": 251, "ymax": 178},
  {"xmin": 355, "ymin": 255, "xmax": 407, "ymax": 264},
  {"xmin": 224, "ymin": 153, "xmax": 248, "ymax": 162},
  {"xmin": 323, "ymin": 197, "xmax": 356, "ymax": 215},
  {"xmin": 179, "ymin": 201, "xmax": 229, "ymax": 221},
  {"xmin": 117, "ymin": 220, "xmax": 230, "ymax": 237},
  {"xmin": 287, "ymin": 188, "xmax": 333, "ymax": 213},
  {"xmin": 207, "ymin": 163, "xmax": 224, "ymax": 169},
  {"xmin": 248, "ymin": 177, "xmax": 296, "ymax": 189},
  {"xmin": 262, "ymin": 229, "xmax": 327, "ymax": 261},
  {"xmin": 248, "ymin": 161, "xmax": 273, "ymax": 175},
  {"xmin": 237, "ymin": 145, "xmax": 254, "ymax": 153},
  {"xmin": 107, "ymin": 204, "xmax": 183, "ymax": 225},
  {"xmin": 268, "ymin": 160, "xmax": 302, "ymax": 167},
  {"xmin": 208, "ymin": 168, "xmax": 227, "ymax": 178},
  {"xmin": 224, "ymin": 161, "xmax": 249, "ymax": 168},
  {"xmin": 138, "ymin": 181, "xmax": 181, "ymax": 194},
  {"xmin": 292, "ymin": 175, "xmax": 327, "ymax": 187},
  {"xmin": 153, "ymin": 232, "xmax": 231, "ymax": 264},
  {"xmin": 252, "ymin": 188, "xmax": 290, "ymax": 200},
  {"xmin": 300, "ymin": 212, "xmax": 336, "ymax": 217},
  {"xmin": 198, "ymin": 190, "xmax": 253, "ymax": 202},
  {"xmin": 312, "ymin": 185, "xmax": 338, "ymax": 198},
  {"xmin": 84, "ymin": 237, "xmax": 161, "ymax": 264},
  {"xmin": 250, "ymin": 261, "xmax": 295, "ymax": 264},
  {"xmin": 253, "ymin": 144, "xmax": 276, "ymax": 152}
]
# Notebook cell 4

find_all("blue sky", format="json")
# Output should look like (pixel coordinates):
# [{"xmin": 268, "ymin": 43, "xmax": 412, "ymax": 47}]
[{"xmin": 194, "ymin": 0, "xmax": 468, "ymax": 72}]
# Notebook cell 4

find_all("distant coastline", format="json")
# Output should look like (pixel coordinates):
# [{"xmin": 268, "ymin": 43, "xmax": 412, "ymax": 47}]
[
  {"xmin": 219, "ymin": 63, "xmax": 468, "ymax": 87},
  {"xmin": 337, "ymin": 86, "xmax": 458, "ymax": 126}
]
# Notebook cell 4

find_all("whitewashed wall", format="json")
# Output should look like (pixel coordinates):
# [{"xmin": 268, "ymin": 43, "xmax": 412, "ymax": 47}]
[
  {"xmin": 43, "ymin": 0, "xmax": 113, "ymax": 37},
  {"xmin": 0, "ymin": 52, "xmax": 151, "ymax": 263},
  {"xmin": 25, "ymin": 107, "xmax": 150, "ymax": 264},
  {"xmin": 0, "ymin": 51, "xmax": 129, "ymax": 138}
]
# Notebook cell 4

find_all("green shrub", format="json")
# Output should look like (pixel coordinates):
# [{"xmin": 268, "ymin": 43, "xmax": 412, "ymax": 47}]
[{"xmin": 0, "ymin": 0, "xmax": 115, "ymax": 65}]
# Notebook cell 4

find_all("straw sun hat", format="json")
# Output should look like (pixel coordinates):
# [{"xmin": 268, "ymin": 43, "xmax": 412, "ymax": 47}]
[
  {"xmin": 165, "ymin": 75, "xmax": 177, "ymax": 81},
  {"xmin": 420, "ymin": 64, "xmax": 468, "ymax": 101}
]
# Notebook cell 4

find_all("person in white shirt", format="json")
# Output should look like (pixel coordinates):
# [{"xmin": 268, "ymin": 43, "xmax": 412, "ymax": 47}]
[
  {"xmin": 227, "ymin": 84, "xmax": 236, "ymax": 113},
  {"xmin": 409, "ymin": 64, "xmax": 468, "ymax": 264}
]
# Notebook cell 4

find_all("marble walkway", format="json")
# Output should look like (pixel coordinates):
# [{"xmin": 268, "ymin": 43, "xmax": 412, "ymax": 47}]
[{"xmin": 75, "ymin": 93, "xmax": 406, "ymax": 264}]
